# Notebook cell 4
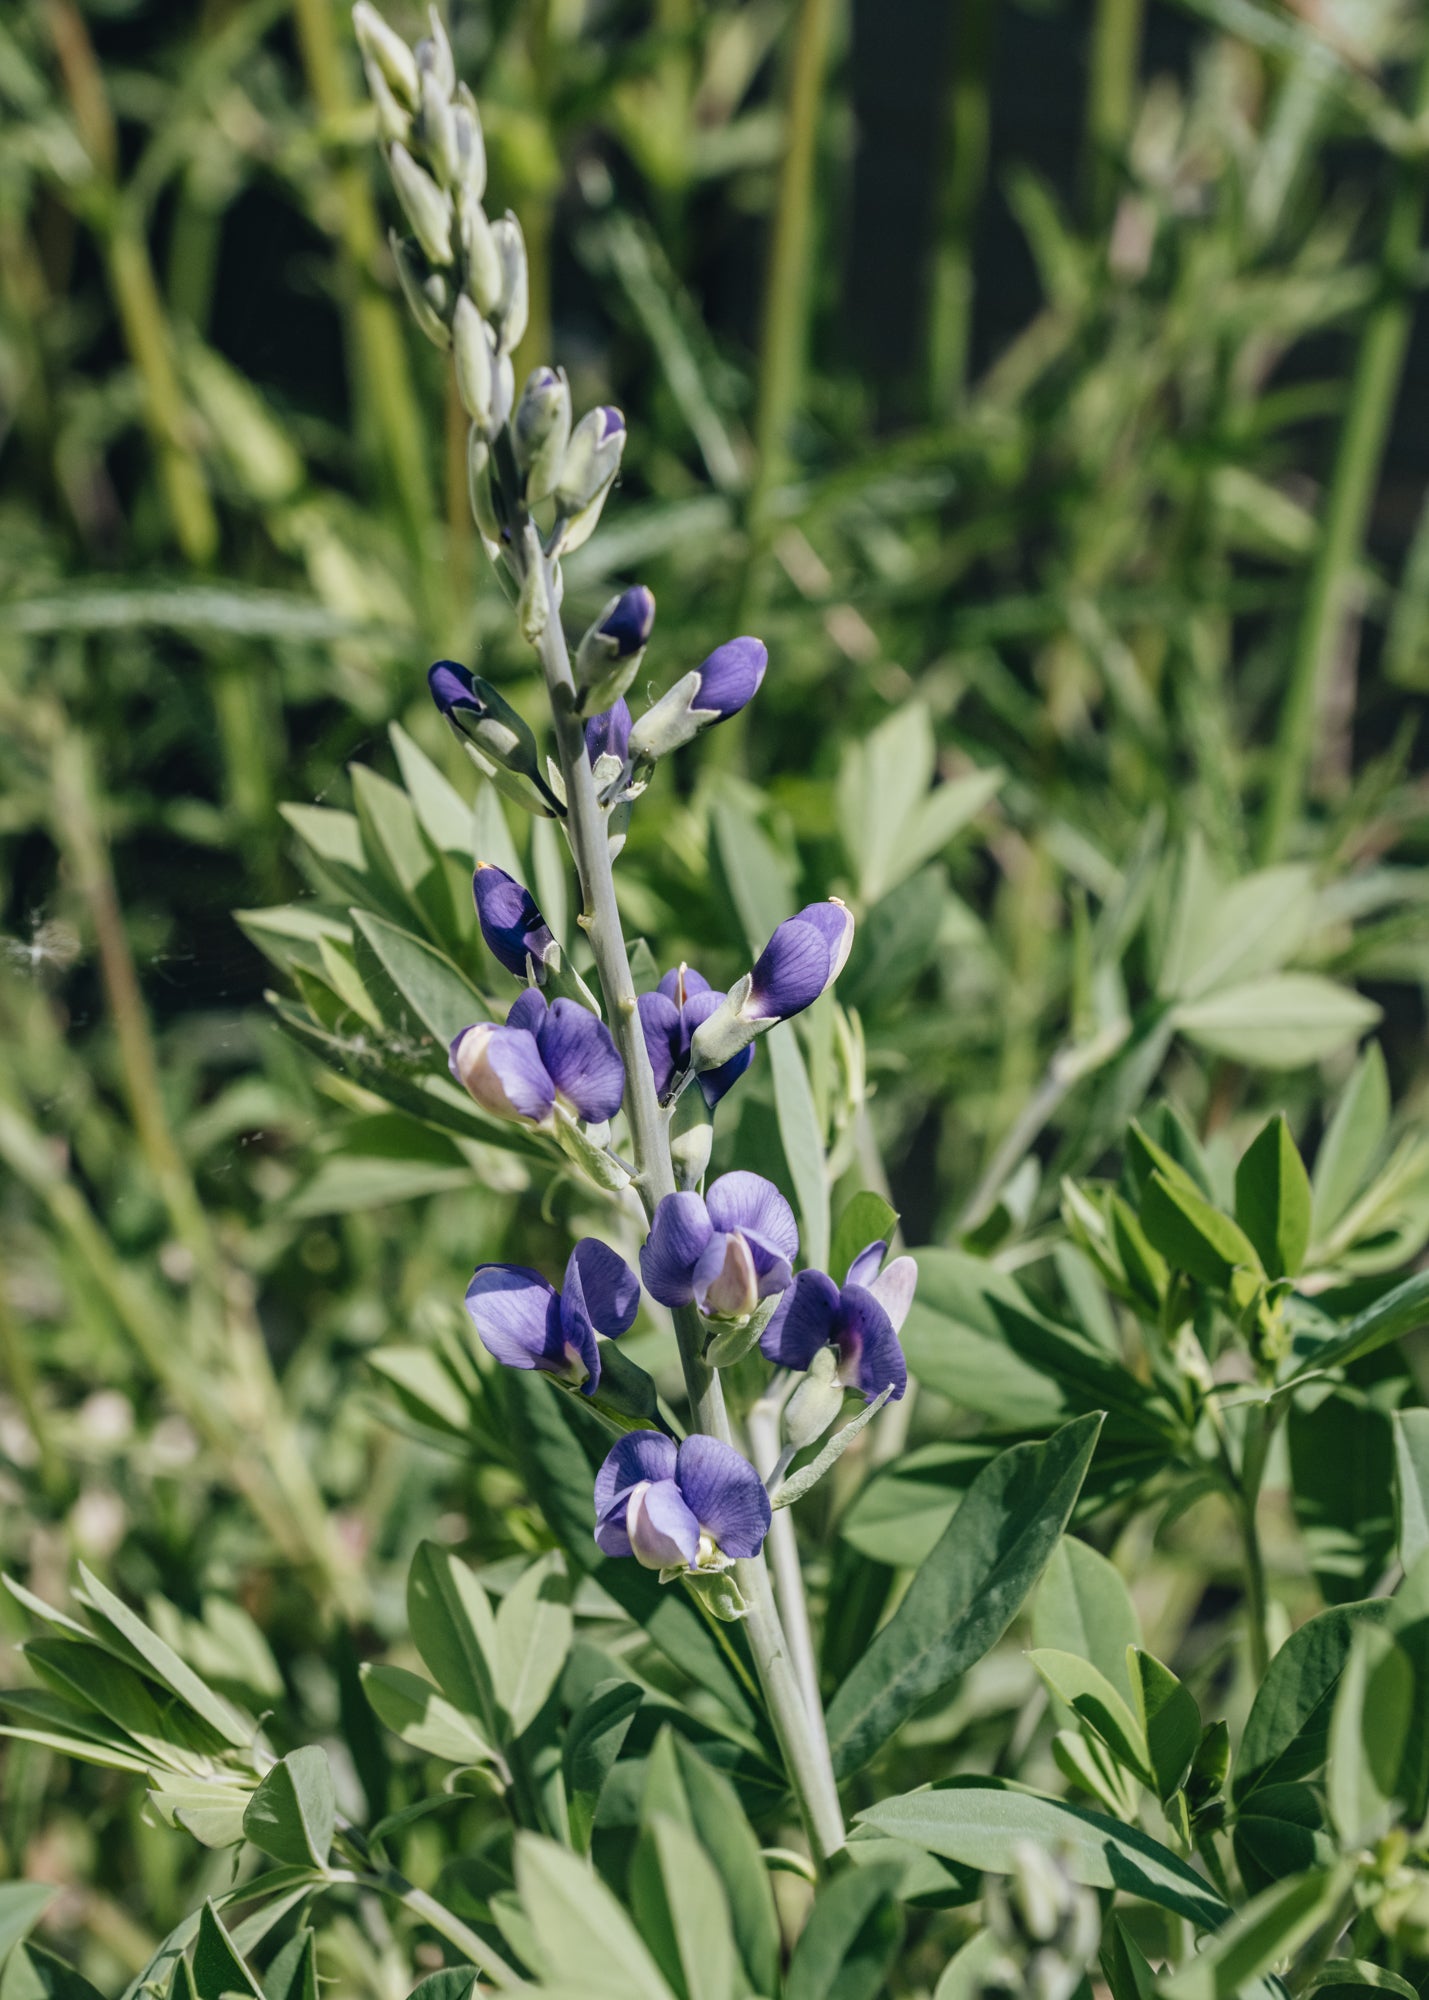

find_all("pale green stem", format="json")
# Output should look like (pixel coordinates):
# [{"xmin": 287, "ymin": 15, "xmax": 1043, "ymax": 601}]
[
  {"xmin": 747, "ymin": 1393, "xmax": 825, "ymax": 1731},
  {"xmin": 1086, "ymin": 0, "xmax": 1144, "ymax": 215},
  {"xmin": 1260, "ymin": 38, "xmax": 1429, "ymax": 862}
]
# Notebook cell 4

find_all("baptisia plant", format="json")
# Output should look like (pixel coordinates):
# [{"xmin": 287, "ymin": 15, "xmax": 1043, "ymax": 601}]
[{"xmin": 354, "ymin": 1, "xmax": 907, "ymax": 1872}]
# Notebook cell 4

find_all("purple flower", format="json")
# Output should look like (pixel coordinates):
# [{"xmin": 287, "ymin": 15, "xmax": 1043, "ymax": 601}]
[
  {"xmin": 745, "ymin": 901, "xmax": 855, "ymax": 1023},
  {"xmin": 600, "ymin": 586, "xmax": 655, "ymax": 659},
  {"xmin": 428, "ymin": 659, "xmax": 481, "ymax": 718},
  {"xmin": 637, "ymin": 963, "xmax": 754, "ymax": 1109},
  {"xmin": 593, "ymin": 1431, "xmax": 770, "ymax": 1569},
  {"xmin": 450, "ymin": 989, "xmax": 624, "ymax": 1125},
  {"xmin": 474, "ymin": 863, "xmax": 556, "ymax": 981},
  {"xmin": 691, "ymin": 638, "xmax": 767, "ymax": 723},
  {"xmin": 466, "ymin": 1239, "xmax": 640, "ymax": 1393},
  {"xmin": 641, "ymin": 1171, "xmax": 796, "ymax": 1320},
  {"xmin": 585, "ymin": 698, "xmax": 632, "ymax": 768},
  {"xmin": 760, "ymin": 1239, "xmax": 916, "ymax": 1403}
]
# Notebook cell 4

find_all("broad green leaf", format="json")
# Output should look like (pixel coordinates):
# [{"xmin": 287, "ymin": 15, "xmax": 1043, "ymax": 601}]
[
  {"xmin": 767, "ymin": 1020, "xmax": 829, "ymax": 1271},
  {"xmin": 932, "ymin": 1931, "xmax": 1005, "ymax": 2000},
  {"xmin": 826, "ymin": 1414, "xmax": 1103, "ymax": 1777},
  {"xmin": 494, "ymin": 1552, "xmax": 573, "ymax": 1737},
  {"xmin": 1312, "ymin": 1045, "xmax": 1389, "ymax": 1240},
  {"xmin": 72, "ymin": 1567, "xmax": 252, "ymax": 1750},
  {"xmin": 888, "ymin": 768, "xmax": 1002, "ymax": 895},
  {"xmin": 783, "ymin": 1862, "xmax": 904, "ymax": 2000},
  {"xmin": 406, "ymin": 1976, "xmax": 480, "ymax": 2000},
  {"xmin": 0, "ymin": 1942, "xmax": 106, "ymax": 1999},
  {"xmin": 1326, "ymin": 1624, "xmax": 1413, "ymax": 1845},
  {"xmin": 1140, "ymin": 1173, "xmax": 1261, "ymax": 1287},
  {"xmin": 1392, "ymin": 1409, "xmax": 1429, "ymax": 1570},
  {"xmin": 513, "ymin": 1834, "xmax": 674, "ymax": 1998},
  {"xmin": 839, "ymin": 1443, "xmax": 994, "ymax": 1568},
  {"xmin": 407, "ymin": 1543, "xmax": 502, "ymax": 1745},
  {"xmin": 1287, "ymin": 1393, "xmax": 1396, "ymax": 1605},
  {"xmin": 1160, "ymin": 1867, "xmax": 1345, "ymax": 2000},
  {"xmin": 351, "ymin": 763, "xmax": 457, "ymax": 941},
  {"xmin": 1127, "ymin": 1648, "xmax": 1200, "ymax": 1800},
  {"xmin": 1236, "ymin": 1116, "xmax": 1312, "ymax": 1279},
  {"xmin": 234, "ymin": 906, "xmax": 353, "ymax": 980},
  {"xmin": 390, "ymin": 721, "xmax": 474, "ymax": 857},
  {"xmin": 1027, "ymin": 1649, "xmax": 1150, "ymax": 1783},
  {"xmin": 1305, "ymin": 1963, "xmax": 1417, "ymax": 1997},
  {"xmin": 1098, "ymin": 1914, "xmax": 1157, "ymax": 2000},
  {"xmin": 151, "ymin": 1777, "xmax": 251, "ymax": 1848},
  {"xmin": 855, "ymin": 1778, "xmax": 1228, "ymax": 1929},
  {"xmin": 1235, "ymin": 1597, "xmax": 1389, "ymax": 1803},
  {"xmin": 630, "ymin": 1816, "xmax": 738, "ymax": 2000},
  {"xmin": 829, "ymin": 1192, "xmax": 898, "ymax": 1290},
  {"xmin": 291, "ymin": 1119, "xmax": 473, "ymax": 1218},
  {"xmin": 473, "ymin": 783, "xmax": 522, "ymax": 881},
  {"xmin": 1173, "ymin": 975, "xmax": 1379, "ymax": 1070},
  {"xmin": 24, "ymin": 1637, "xmax": 224, "ymax": 1768},
  {"xmin": 1165, "ymin": 864, "xmax": 1315, "ymax": 1003},
  {"xmin": 642, "ymin": 1730, "xmax": 781, "ymax": 1999},
  {"xmin": 350, "ymin": 910, "xmax": 487, "ymax": 1044},
  {"xmin": 1233, "ymin": 1782, "xmax": 1336, "ymax": 1896},
  {"xmin": 360, "ymin": 1663, "xmax": 494, "ymax": 1765},
  {"xmin": 565, "ymin": 1680, "xmax": 642, "ymax": 1849},
  {"xmin": 0, "ymin": 1887, "xmax": 57, "ymax": 1967},
  {"xmin": 0, "ymin": 1682, "xmax": 172, "ymax": 1771},
  {"xmin": 192, "ymin": 1904, "xmax": 261, "ymax": 2000},
  {"xmin": 710, "ymin": 793, "xmax": 796, "ymax": 955},
  {"xmin": 1286, "ymin": 1269, "xmax": 1429, "ymax": 1383},
  {"xmin": 241, "ymin": 1748, "xmax": 335, "ymax": 1869},
  {"xmin": 1032, "ymin": 1537, "xmax": 1141, "ymax": 1704},
  {"xmin": 259, "ymin": 1931, "xmax": 318, "ymax": 2000},
  {"xmin": 529, "ymin": 814, "xmax": 570, "ymax": 953}
]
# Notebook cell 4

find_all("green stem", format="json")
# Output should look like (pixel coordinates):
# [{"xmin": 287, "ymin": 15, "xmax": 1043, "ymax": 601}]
[
  {"xmin": 927, "ymin": 0, "xmax": 998, "ymax": 417},
  {"xmin": 1236, "ymin": 1402, "xmax": 1280, "ymax": 1682},
  {"xmin": 747, "ymin": 1395, "xmax": 824, "ymax": 1727},
  {"xmin": 1260, "ymin": 40, "xmax": 1429, "ymax": 862},
  {"xmin": 1085, "ymin": 0, "xmax": 1144, "ymax": 217}
]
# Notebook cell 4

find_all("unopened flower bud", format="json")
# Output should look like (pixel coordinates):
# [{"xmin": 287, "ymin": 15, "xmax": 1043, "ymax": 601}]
[
  {"xmin": 574, "ymin": 585, "xmax": 655, "ymax": 711},
  {"xmin": 453, "ymin": 296, "xmax": 495, "ymax": 427},
  {"xmin": 428, "ymin": 661, "xmax": 546, "ymax": 790},
  {"xmin": 452, "ymin": 86, "xmax": 487, "ymax": 204},
  {"xmin": 390, "ymin": 232, "xmax": 451, "ymax": 348},
  {"xmin": 459, "ymin": 196, "xmax": 503, "ymax": 316},
  {"xmin": 785, "ymin": 1347, "xmax": 846, "ymax": 1449},
  {"xmin": 353, "ymin": 2, "xmax": 419, "ymax": 110},
  {"xmin": 363, "ymin": 57, "xmax": 412, "ymax": 144},
  {"xmin": 689, "ymin": 901, "xmax": 855, "ymax": 1073},
  {"xmin": 491, "ymin": 213, "xmax": 529, "ymax": 353},
  {"xmin": 626, "ymin": 671, "xmax": 703, "ymax": 763},
  {"xmin": 513, "ymin": 366, "xmax": 572, "ymax": 503},
  {"xmin": 390, "ymin": 143, "xmax": 453, "ymax": 266},
  {"xmin": 467, "ymin": 430, "xmax": 500, "ymax": 542},
  {"xmin": 418, "ymin": 68, "xmax": 460, "ymax": 189},
  {"xmin": 556, "ymin": 406, "xmax": 625, "ymax": 515},
  {"xmin": 626, "ymin": 637, "xmax": 767, "ymax": 763},
  {"xmin": 414, "ymin": 3, "xmax": 454, "ymax": 99}
]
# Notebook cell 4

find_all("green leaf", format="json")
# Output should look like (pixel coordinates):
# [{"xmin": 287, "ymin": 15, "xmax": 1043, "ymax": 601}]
[
  {"xmin": 1232, "ymin": 1782, "xmax": 1336, "ymax": 1896},
  {"xmin": 783, "ymin": 1862, "xmax": 905, "ymax": 2000},
  {"xmin": 192, "ymin": 1904, "xmax": 261, "ymax": 2000},
  {"xmin": 1173, "ymin": 975, "xmax": 1380, "ymax": 1070},
  {"xmin": 1392, "ymin": 1409, "xmax": 1429, "ymax": 1570},
  {"xmin": 829, "ymin": 1192, "xmax": 898, "ymax": 1291},
  {"xmin": 1235, "ymin": 1596, "xmax": 1389, "ymax": 1803},
  {"xmin": 1139, "ymin": 1173, "xmax": 1261, "ymax": 1287},
  {"xmin": 0, "ymin": 1943, "xmax": 105, "ymax": 1999},
  {"xmin": 1312, "ymin": 1044, "xmax": 1390, "ymax": 1241},
  {"xmin": 1304, "ymin": 1963, "xmax": 1418, "ymax": 1997},
  {"xmin": 513, "ymin": 1834, "xmax": 674, "ymax": 1998},
  {"xmin": 1159, "ymin": 1867, "xmax": 1345, "ymax": 2000},
  {"xmin": 826, "ymin": 1414, "xmax": 1103, "ymax": 1777},
  {"xmin": 767, "ymin": 1021, "xmax": 829, "ymax": 1272},
  {"xmin": 1127, "ymin": 1648, "xmax": 1200, "ymax": 1801},
  {"xmin": 1032, "ymin": 1537, "xmax": 1141, "ymax": 1705},
  {"xmin": 72, "ymin": 1566, "xmax": 252, "ymax": 1751},
  {"xmin": 1027, "ymin": 1649, "xmax": 1151, "ymax": 1783},
  {"xmin": 932, "ymin": 1932, "xmax": 1005, "ymax": 2000},
  {"xmin": 350, "ymin": 910, "xmax": 487, "ymax": 1045},
  {"xmin": 1285, "ymin": 1270, "xmax": 1429, "ymax": 1383},
  {"xmin": 0, "ymin": 1887, "xmax": 57, "ymax": 1967},
  {"xmin": 710, "ymin": 793, "xmax": 796, "ymax": 955},
  {"xmin": 351, "ymin": 763, "xmax": 458, "ymax": 942},
  {"xmin": 360, "ymin": 1662, "xmax": 494, "ymax": 1765},
  {"xmin": 259, "ymin": 1931, "xmax": 318, "ymax": 2000},
  {"xmin": 1098, "ymin": 1915, "xmax": 1157, "ymax": 2000},
  {"xmin": 630, "ymin": 1816, "xmax": 737, "ymax": 2000},
  {"xmin": 564, "ymin": 1679, "xmax": 642, "ymax": 1849},
  {"xmin": 390, "ymin": 721, "xmax": 474, "ymax": 857},
  {"xmin": 494, "ymin": 1551, "xmax": 573, "ymax": 1737},
  {"xmin": 855, "ymin": 1778, "xmax": 1227, "ymax": 1929},
  {"xmin": 406, "ymin": 1976, "xmax": 480, "ymax": 2000},
  {"xmin": 241, "ymin": 1748, "xmax": 336, "ymax": 1869},
  {"xmin": 1326, "ymin": 1624, "xmax": 1414, "ymax": 1845},
  {"xmin": 890, "ymin": 769, "xmax": 1002, "ymax": 894},
  {"xmin": 234, "ymin": 906, "xmax": 354, "ymax": 981},
  {"xmin": 23, "ymin": 1636, "xmax": 225, "ymax": 1766},
  {"xmin": 406, "ymin": 1543, "xmax": 502, "ymax": 1745},
  {"xmin": 1287, "ymin": 1393, "xmax": 1396, "ymax": 1606},
  {"xmin": 839, "ymin": 1443, "xmax": 994, "ymax": 1568},
  {"xmin": 1236, "ymin": 1116, "xmax": 1312, "ymax": 1279}
]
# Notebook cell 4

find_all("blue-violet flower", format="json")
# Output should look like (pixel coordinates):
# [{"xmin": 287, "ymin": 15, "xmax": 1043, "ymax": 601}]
[
  {"xmin": 465, "ymin": 1239, "xmax": 639, "ymax": 1393},
  {"xmin": 641, "ymin": 1171, "xmax": 796, "ymax": 1320},
  {"xmin": 473, "ymin": 862, "xmax": 555, "ymax": 980},
  {"xmin": 450, "ymin": 988, "xmax": 624, "ymax": 1125},
  {"xmin": 593, "ymin": 1431, "xmax": 771, "ymax": 1569},
  {"xmin": 760, "ymin": 1237, "xmax": 916, "ymax": 1402},
  {"xmin": 637, "ymin": 963, "xmax": 754, "ymax": 1108}
]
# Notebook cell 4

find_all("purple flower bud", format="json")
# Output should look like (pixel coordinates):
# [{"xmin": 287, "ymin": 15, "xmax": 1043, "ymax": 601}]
[
  {"xmin": 637, "ymin": 966, "xmax": 753, "ymax": 1109},
  {"xmin": 465, "ymin": 1238, "xmax": 639, "ymax": 1394},
  {"xmin": 594, "ymin": 1431, "xmax": 770, "ymax": 1568},
  {"xmin": 428, "ymin": 658, "xmax": 480, "ymax": 716},
  {"xmin": 585, "ymin": 698, "xmax": 633, "ymax": 768},
  {"xmin": 598, "ymin": 406, "xmax": 625, "ymax": 441},
  {"xmin": 692, "ymin": 638, "xmax": 767, "ymax": 722},
  {"xmin": 600, "ymin": 586, "xmax": 655, "ymax": 659},
  {"xmin": 640, "ymin": 1172, "xmax": 796, "ymax": 1318},
  {"xmin": 745, "ymin": 900, "xmax": 855, "ymax": 1023},
  {"xmin": 473, "ymin": 863, "xmax": 556, "ymax": 981},
  {"xmin": 760, "ymin": 1239, "xmax": 914, "ymax": 1403}
]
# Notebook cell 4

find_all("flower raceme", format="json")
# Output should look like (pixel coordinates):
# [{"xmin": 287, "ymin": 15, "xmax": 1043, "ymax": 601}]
[
  {"xmin": 688, "ymin": 900, "xmax": 856, "ymax": 1076},
  {"xmin": 761, "ymin": 1237, "xmax": 916, "ymax": 1403},
  {"xmin": 449, "ymin": 989, "xmax": 624, "ymax": 1126},
  {"xmin": 641, "ymin": 1171, "xmax": 797, "ymax": 1321},
  {"xmin": 466, "ymin": 1239, "xmax": 639, "ymax": 1393},
  {"xmin": 637, "ymin": 963, "xmax": 755, "ymax": 1110},
  {"xmin": 594, "ymin": 1431, "xmax": 771, "ymax": 1570}
]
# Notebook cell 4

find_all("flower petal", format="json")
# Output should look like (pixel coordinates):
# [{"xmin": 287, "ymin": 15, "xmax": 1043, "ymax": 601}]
[
  {"xmin": 837, "ymin": 1285, "xmax": 907, "ymax": 1402},
  {"xmin": 692, "ymin": 1232, "xmax": 758, "ymax": 1319},
  {"xmin": 692, "ymin": 637, "xmax": 768, "ymax": 721},
  {"xmin": 465, "ymin": 1265, "xmax": 562, "ymax": 1373},
  {"xmin": 636, "ymin": 990, "xmax": 683, "ymax": 1101},
  {"xmin": 594, "ymin": 1431, "xmax": 679, "ymax": 1520},
  {"xmin": 566, "ymin": 1238, "xmax": 641, "ymax": 1338},
  {"xmin": 537, "ymin": 999, "xmax": 625, "ymax": 1122},
  {"xmin": 585, "ymin": 697, "xmax": 633, "ymax": 766},
  {"xmin": 682, "ymin": 987, "xmax": 753, "ymax": 1108},
  {"xmin": 676, "ymin": 1436, "xmax": 771, "ymax": 1560},
  {"xmin": 507, "ymin": 988, "xmax": 548, "ymax": 1035},
  {"xmin": 866, "ymin": 1254, "xmax": 918, "ymax": 1336},
  {"xmin": 639, "ymin": 1193, "xmax": 713, "ymax": 1307},
  {"xmin": 429, "ymin": 659, "xmax": 479, "ymax": 715},
  {"xmin": 600, "ymin": 586, "xmax": 655, "ymax": 658},
  {"xmin": 798, "ymin": 900, "xmax": 855, "ymax": 983},
  {"xmin": 473, "ymin": 863, "xmax": 555, "ymax": 980},
  {"xmin": 705, "ymin": 1172, "xmax": 798, "ymax": 1264},
  {"xmin": 627, "ymin": 1479, "xmax": 702, "ymax": 1569},
  {"xmin": 451, "ymin": 1024, "xmax": 554, "ymax": 1124},
  {"xmin": 844, "ymin": 1239, "xmax": 887, "ymax": 1290},
  {"xmin": 656, "ymin": 963, "xmax": 711, "ymax": 1005},
  {"xmin": 745, "ymin": 917, "xmax": 832, "ymax": 1023},
  {"xmin": 759, "ymin": 1268, "xmax": 840, "ymax": 1371}
]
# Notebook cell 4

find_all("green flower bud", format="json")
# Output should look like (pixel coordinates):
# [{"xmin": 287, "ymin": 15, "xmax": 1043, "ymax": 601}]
[
  {"xmin": 518, "ymin": 528, "xmax": 549, "ymax": 645},
  {"xmin": 453, "ymin": 296, "xmax": 494, "ymax": 428},
  {"xmin": 491, "ymin": 213, "xmax": 529, "ymax": 353},
  {"xmin": 453, "ymin": 86, "xmax": 487, "ymax": 205},
  {"xmin": 363, "ymin": 57, "xmax": 412, "ymax": 145},
  {"xmin": 626, "ymin": 670, "xmax": 703, "ymax": 762},
  {"xmin": 467, "ymin": 430, "xmax": 501, "ymax": 542},
  {"xmin": 513, "ymin": 366, "xmax": 572, "ymax": 504},
  {"xmin": 390, "ymin": 232, "xmax": 451, "ymax": 348},
  {"xmin": 353, "ymin": 2, "xmax": 418, "ymax": 110},
  {"xmin": 785, "ymin": 1346, "xmax": 846, "ymax": 1449},
  {"xmin": 389, "ymin": 143, "xmax": 453, "ymax": 266},
  {"xmin": 418, "ymin": 68, "xmax": 460, "ymax": 190},
  {"xmin": 555, "ymin": 405, "xmax": 625, "ymax": 515},
  {"xmin": 459, "ymin": 196, "xmax": 503, "ymax": 316},
  {"xmin": 414, "ymin": 3, "xmax": 454, "ymax": 99}
]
